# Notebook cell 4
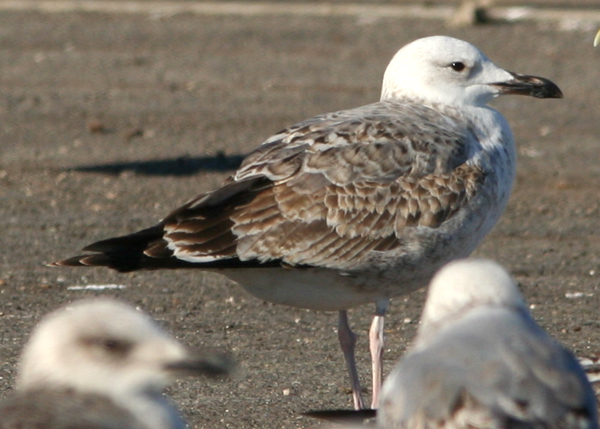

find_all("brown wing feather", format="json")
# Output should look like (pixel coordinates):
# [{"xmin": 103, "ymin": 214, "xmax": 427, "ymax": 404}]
[
  {"xmin": 53, "ymin": 101, "xmax": 486, "ymax": 272},
  {"xmin": 160, "ymin": 102, "xmax": 485, "ymax": 270}
]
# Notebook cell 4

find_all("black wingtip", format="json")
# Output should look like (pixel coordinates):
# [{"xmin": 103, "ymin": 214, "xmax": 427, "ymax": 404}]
[
  {"xmin": 47, "ymin": 253, "xmax": 142, "ymax": 272},
  {"xmin": 47, "ymin": 255, "xmax": 94, "ymax": 268}
]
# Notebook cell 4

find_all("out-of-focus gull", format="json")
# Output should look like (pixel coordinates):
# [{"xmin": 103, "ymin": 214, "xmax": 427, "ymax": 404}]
[
  {"xmin": 0, "ymin": 299, "xmax": 233, "ymax": 429},
  {"xmin": 594, "ymin": 29, "xmax": 600, "ymax": 47},
  {"xmin": 377, "ymin": 259, "xmax": 598, "ymax": 429},
  {"xmin": 51, "ymin": 36, "xmax": 562, "ymax": 409},
  {"xmin": 308, "ymin": 260, "xmax": 598, "ymax": 428}
]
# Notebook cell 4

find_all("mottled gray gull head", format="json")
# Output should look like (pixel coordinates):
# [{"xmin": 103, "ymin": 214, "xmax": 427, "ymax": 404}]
[
  {"xmin": 378, "ymin": 259, "xmax": 598, "ymax": 429},
  {"xmin": 382, "ymin": 35, "xmax": 562, "ymax": 106},
  {"xmin": 5, "ymin": 298, "xmax": 233, "ymax": 429}
]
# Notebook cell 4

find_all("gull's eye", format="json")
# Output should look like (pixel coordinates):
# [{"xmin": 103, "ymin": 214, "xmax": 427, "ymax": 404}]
[
  {"xmin": 450, "ymin": 62, "xmax": 466, "ymax": 72},
  {"xmin": 101, "ymin": 338, "xmax": 132, "ymax": 356},
  {"xmin": 82, "ymin": 336, "xmax": 133, "ymax": 359}
]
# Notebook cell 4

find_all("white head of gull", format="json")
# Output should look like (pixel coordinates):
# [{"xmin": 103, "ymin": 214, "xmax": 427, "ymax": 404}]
[
  {"xmin": 52, "ymin": 36, "xmax": 562, "ymax": 410},
  {"xmin": 0, "ymin": 299, "xmax": 232, "ymax": 429},
  {"xmin": 383, "ymin": 36, "xmax": 515, "ymax": 105}
]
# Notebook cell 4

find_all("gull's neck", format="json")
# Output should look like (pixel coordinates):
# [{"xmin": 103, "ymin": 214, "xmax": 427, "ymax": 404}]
[{"xmin": 118, "ymin": 391, "xmax": 186, "ymax": 429}]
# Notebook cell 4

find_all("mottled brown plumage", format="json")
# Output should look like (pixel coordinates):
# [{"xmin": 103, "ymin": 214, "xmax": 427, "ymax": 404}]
[{"xmin": 55, "ymin": 102, "xmax": 484, "ymax": 274}]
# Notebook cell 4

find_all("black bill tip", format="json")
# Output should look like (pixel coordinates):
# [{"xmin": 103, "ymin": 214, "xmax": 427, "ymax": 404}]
[
  {"xmin": 165, "ymin": 352, "xmax": 235, "ymax": 377},
  {"xmin": 493, "ymin": 72, "xmax": 563, "ymax": 99}
]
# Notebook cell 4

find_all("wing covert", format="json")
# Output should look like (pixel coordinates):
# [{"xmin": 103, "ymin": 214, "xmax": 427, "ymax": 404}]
[{"xmin": 160, "ymin": 101, "xmax": 487, "ymax": 269}]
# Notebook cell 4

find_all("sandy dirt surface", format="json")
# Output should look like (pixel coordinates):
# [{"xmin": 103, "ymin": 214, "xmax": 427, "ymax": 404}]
[{"xmin": 1, "ymin": 6, "xmax": 599, "ymax": 428}]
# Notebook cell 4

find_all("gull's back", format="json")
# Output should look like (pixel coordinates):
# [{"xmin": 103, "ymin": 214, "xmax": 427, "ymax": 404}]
[{"xmin": 0, "ymin": 389, "xmax": 143, "ymax": 429}]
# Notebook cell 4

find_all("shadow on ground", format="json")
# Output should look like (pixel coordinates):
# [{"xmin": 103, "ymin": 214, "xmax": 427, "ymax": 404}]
[{"xmin": 70, "ymin": 152, "xmax": 246, "ymax": 176}]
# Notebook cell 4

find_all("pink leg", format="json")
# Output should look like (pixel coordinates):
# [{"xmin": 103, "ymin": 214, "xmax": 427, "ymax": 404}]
[
  {"xmin": 369, "ymin": 300, "xmax": 389, "ymax": 409},
  {"xmin": 338, "ymin": 310, "xmax": 365, "ymax": 410}
]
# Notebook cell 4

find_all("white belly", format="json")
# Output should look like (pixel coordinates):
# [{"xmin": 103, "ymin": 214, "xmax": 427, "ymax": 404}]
[{"xmin": 220, "ymin": 267, "xmax": 385, "ymax": 311}]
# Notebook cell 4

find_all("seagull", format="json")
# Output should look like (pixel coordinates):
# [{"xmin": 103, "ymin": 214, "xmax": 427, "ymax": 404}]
[
  {"xmin": 594, "ymin": 29, "xmax": 600, "ymax": 47},
  {"xmin": 51, "ymin": 35, "xmax": 562, "ymax": 410},
  {"xmin": 0, "ymin": 299, "xmax": 233, "ymax": 429},
  {"xmin": 377, "ymin": 259, "xmax": 599, "ymax": 428},
  {"xmin": 307, "ymin": 259, "xmax": 598, "ymax": 428}
]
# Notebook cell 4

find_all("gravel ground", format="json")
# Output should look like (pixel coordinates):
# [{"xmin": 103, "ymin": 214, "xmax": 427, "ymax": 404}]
[{"xmin": 1, "ymin": 6, "xmax": 599, "ymax": 428}]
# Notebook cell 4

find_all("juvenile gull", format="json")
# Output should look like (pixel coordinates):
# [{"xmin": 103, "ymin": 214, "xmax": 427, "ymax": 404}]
[
  {"xmin": 0, "ymin": 299, "xmax": 232, "ymax": 429},
  {"xmin": 51, "ymin": 35, "xmax": 562, "ymax": 409},
  {"xmin": 377, "ymin": 259, "xmax": 598, "ymax": 429}
]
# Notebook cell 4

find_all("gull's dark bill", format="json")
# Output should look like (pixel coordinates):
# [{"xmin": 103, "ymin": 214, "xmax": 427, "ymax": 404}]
[{"xmin": 492, "ymin": 72, "xmax": 563, "ymax": 99}]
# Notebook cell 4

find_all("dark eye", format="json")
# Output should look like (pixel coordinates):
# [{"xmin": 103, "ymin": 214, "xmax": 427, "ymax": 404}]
[
  {"xmin": 82, "ymin": 336, "xmax": 133, "ymax": 358},
  {"xmin": 101, "ymin": 339, "xmax": 132, "ymax": 356},
  {"xmin": 450, "ymin": 62, "xmax": 466, "ymax": 72}
]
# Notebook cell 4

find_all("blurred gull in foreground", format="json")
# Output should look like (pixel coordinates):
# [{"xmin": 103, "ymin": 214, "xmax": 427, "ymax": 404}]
[
  {"xmin": 52, "ymin": 36, "xmax": 562, "ymax": 409},
  {"xmin": 310, "ymin": 259, "xmax": 598, "ymax": 428},
  {"xmin": 377, "ymin": 259, "xmax": 598, "ymax": 429},
  {"xmin": 0, "ymin": 299, "xmax": 233, "ymax": 429}
]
